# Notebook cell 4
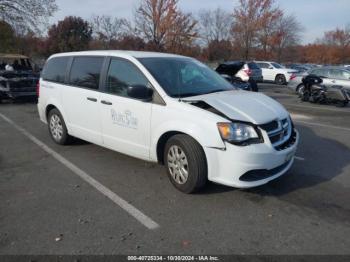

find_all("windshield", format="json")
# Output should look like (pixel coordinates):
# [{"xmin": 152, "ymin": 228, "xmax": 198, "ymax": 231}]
[
  {"xmin": 138, "ymin": 57, "xmax": 234, "ymax": 98},
  {"xmin": 271, "ymin": 62, "xmax": 284, "ymax": 69}
]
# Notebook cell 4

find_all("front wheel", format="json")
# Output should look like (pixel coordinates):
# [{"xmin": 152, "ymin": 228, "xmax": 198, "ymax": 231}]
[
  {"xmin": 48, "ymin": 108, "xmax": 72, "ymax": 145},
  {"xmin": 297, "ymin": 85, "xmax": 305, "ymax": 97},
  {"xmin": 164, "ymin": 134, "xmax": 207, "ymax": 193}
]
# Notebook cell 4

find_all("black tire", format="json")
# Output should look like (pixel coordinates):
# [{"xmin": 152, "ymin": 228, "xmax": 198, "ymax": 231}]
[
  {"xmin": 47, "ymin": 108, "xmax": 72, "ymax": 145},
  {"xmin": 164, "ymin": 134, "xmax": 207, "ymax": 193},
  {"xmin": 296, "ymin": 84, "xmax": 304, "ymax": 97},
  {"xmin": 275, "ymin": 74, "xmax": 286, "ymax": 85}
]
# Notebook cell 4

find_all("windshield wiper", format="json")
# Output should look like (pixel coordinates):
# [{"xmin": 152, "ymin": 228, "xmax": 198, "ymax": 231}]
[{"xmin": 204, "ymin": 89, "xmax": 230, "ymax": 95}]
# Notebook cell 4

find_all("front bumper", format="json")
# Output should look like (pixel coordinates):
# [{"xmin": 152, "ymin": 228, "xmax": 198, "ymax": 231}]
[
  {"xmin": 204, "ymin": 129, "xmax": 299, "ymax": 188},
  {"xmin": 0, "ymin": 89, "xmax": 36, "ymax": 99}
]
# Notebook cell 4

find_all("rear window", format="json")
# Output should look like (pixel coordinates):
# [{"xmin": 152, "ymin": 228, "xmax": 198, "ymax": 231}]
[
  {"xmin": 69, "ymin": 57, "xmax": 104, "ymax": 90},
  {"xmin": 42, "ymin": 57, "xmax": 70, "ymax": 83},
  {"xmin": 247, "ymin": 62, "xmax": 259, "ymax": 69},
  {"xmin": 271, "ymin": 62, "xmax": 284, "ymax": 69}
]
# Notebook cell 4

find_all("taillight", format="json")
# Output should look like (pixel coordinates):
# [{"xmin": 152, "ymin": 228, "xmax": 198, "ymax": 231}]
[
  {"xmin": 36, "ymin": 81, "xmax": 40, "ymax": 98},
  {"xmin": 290, "ymin": 73, "xmax": 297, "ymax": 81},
  {"xmin": 244, "ymin": 69, "xmax": 252, "ymax": 76}
]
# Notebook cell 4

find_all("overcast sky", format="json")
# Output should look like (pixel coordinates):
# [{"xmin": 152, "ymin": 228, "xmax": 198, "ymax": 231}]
[{"xmin": 50, "ymin": 0, "xmax": 350, "ymax": 44}]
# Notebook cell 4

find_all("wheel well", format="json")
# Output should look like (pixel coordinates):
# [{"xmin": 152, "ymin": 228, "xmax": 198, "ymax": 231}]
[
  {"xmin": 45, "ymin": 104, "xmax": 57, "ymax": 120},
  {"xmin": 156, "ymin": 131, "xmax": 184, "ymax": 164},
  {"xmin": 275, "ymin": 74, "xmax": 285, "ymax": 80}
]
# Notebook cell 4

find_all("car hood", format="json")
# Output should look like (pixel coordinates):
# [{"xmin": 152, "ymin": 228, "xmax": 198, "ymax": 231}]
[{"xmin": 184, "ymin": 90, "xmax": 289, "ymax": 124}]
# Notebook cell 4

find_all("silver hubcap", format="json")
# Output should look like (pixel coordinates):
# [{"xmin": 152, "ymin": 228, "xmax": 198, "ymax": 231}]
[
  {"xmin": 50, "ymin": 114, "xmax": 63, "ymax": 141},
  {"xmin": 167, "ymin": 145, "xmax": 189, "ymax": 184},
  {"xmin": 298, "ymin": 86, "xmax": 305, "ymax": 96}
]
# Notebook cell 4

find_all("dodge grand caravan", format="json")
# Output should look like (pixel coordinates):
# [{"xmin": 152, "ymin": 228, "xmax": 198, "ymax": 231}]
[{"xmin": 37, "ymin": 51, "xmax": 299, "ymax": 193}]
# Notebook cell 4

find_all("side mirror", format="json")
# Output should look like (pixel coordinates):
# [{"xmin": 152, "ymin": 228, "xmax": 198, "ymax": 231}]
[
  {"xmin": 268, "ymin": 66, "xmax": 273, "ymax": 69},
  {"xmin": 127, "ymin": 85, "xmax": 153, "ymax": 101}
]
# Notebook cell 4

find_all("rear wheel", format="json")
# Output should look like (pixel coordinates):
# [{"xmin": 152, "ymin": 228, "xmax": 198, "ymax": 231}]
[
  {"xmin": 164, "ymin": 134, "xmax": 207, "ymax": 193},
  {"xmin": 47, "ymin": 108, "xmax": 72, "ymax": 145},
  {"xmin": 275, "ymin": 74, "xmax": 286, "ymax": 85}
]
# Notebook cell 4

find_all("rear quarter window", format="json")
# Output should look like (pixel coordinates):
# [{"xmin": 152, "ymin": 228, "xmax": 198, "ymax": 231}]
[
  {"xmin": 247, "ymin": 62, "xmax": 260, "ymax": 69},
  {"xmin": 42, "ymin": 57, "xmax": 70, "ymax": 83}
]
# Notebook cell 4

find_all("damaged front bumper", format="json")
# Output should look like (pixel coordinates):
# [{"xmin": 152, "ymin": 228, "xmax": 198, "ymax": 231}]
[{"xmin": 204, "ymin": 129, "xmax": 299, "ymax": 188}]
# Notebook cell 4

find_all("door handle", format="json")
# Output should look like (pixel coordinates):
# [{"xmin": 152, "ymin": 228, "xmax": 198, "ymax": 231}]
[
  {"xmin": 101, "ymin": 100, "xmax": 112, "ymax": 105},
  {"xmin": 87, "ymin": 97, "xmax": 97, "ymax": 102}
]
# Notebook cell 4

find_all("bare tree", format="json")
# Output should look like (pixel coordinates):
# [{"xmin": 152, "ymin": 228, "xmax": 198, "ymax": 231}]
[
  {"xmin": 198, "ymin": 8, "xmax": 232, "ymax": 45},
  {"xmin": 91, "ymin": 15, "xmax": 130, "ymax": 48},
  {"xmin": 322, "ymin": 24, "xmax": 350, "ymax": 63},
  {"xmin": 0, "ymin": 0, "xmax": 57, "ymax": 34},
  {"xmin": 257, "ymin": 9, "xmax": 283, "ymax": 59},
  {"xmin": 271, "ymin": 14, "xmax": 303, "ymax": 62},
  {"xmin": 232, "ymin": 0, "xmax": 281, "ymax": 60},
  {"xmin": 135, "ymin": 0, "xmax": 197, "ymax": 51}
]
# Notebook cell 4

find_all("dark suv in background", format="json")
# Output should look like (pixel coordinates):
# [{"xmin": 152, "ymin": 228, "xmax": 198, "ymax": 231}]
[
  {"xmin": 0, "ymin": 54, "xmax": 39, "ymax": 103},
  {"xmin": 216, "ymin": 61, "xmax": 263, "ymax": 92}
]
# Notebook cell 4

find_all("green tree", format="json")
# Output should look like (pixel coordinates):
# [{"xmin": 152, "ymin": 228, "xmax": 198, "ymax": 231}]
[{"xmin": 46, "ymin": 16, "xmax": 92, "ymax": 54}]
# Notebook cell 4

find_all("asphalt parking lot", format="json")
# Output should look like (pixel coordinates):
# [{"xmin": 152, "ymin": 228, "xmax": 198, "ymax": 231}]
[{"xmin": 0, "ymin": 84, "xmax": 349, "ymax": 255}]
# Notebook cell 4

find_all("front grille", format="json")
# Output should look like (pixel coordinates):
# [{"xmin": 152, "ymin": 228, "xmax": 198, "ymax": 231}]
[
  {"xmin": 259, "ymin": 118, "xmax": 295, "ymax": 150},
  {"xmin": 260, "ymin": 120, "xmax": 278, "ymax": 132}
]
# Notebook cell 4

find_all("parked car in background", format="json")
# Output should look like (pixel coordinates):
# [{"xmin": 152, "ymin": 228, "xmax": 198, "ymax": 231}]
[
  {"xmin": 215, "ymin": 61, "xmax": 261, "ymax": 91},
  {"xmin": 255, "ymin": 61, "xmax": 297, "ymax": 85},
  {"xmin": 0, "ymin": 54, "xmax": 39, "ymax": 103},
  {"xmin": 288, "ymin": 66, "xmax": 350, "ymax": 95}
]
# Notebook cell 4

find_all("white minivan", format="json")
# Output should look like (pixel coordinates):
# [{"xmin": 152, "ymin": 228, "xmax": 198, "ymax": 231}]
[{"xmin": 38, "ymin": 51, "xmax": 299, "ymax": 193}]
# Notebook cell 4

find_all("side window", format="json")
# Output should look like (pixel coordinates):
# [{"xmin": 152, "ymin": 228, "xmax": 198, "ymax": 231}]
[
  {"xmin": 310, "ymin": 69, "xmax": 320, "ymax": 75},
  {"xmin": 257, "ymin": 63, "xmax": 269, "ymax": 69},
  {"xmin": 311, "ymin": 69, "xmax": 328, "ymax": 78},
  {"xmin": 106, "ymin": 58, "xmax": 149, "ymax": 98},
  {"xmin": 69, "ymin": 57, "xmax": 104, "ymax": 90},
  {"xmin": 42, "ymin": 57, "xmax": 70, "ymax": 83},
  {"xmin": 329, "ymin": 69, "xmax": 350, "ymax": 80},
  {"xmin": 342, "ymin": 70, "xmax": 350, "ymax": 80}
]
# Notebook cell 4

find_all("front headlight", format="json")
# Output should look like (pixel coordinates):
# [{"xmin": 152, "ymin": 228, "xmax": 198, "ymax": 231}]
[{"xmin": 217, "ymin": 122, "xmax": 261, "ymax": 145}]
